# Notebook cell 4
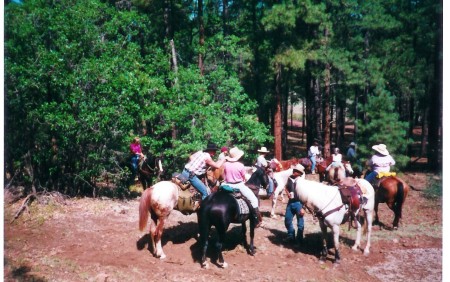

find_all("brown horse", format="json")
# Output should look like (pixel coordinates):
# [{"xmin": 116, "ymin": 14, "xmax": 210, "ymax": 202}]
[
  {"xmin": 374, "ymin": 176, "xmax": 409, "ymax": 229},
  {"xmin": 298, "ymin": 157, "xmax": 312, "ymax": 173}
]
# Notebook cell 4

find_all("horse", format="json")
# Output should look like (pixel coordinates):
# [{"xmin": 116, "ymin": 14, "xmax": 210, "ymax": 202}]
[
  {"xmin": 138, "ymin": 154, "xmax": 164, "ymax": 190},
  {"xmin": 197, "ymin": 166, "xmax": 269, "ymax": 268},
  {"xmin": 373, "ymin": 175, "xmax": 410, "ymax": 229},
  {"xmin": 317, "ymin": 157, "xmax": 353, "ymax": 183},
  {"xmin": 298, "ymin": 157, "xmax": 312, "ymax": 173},
  {"xmin": 295, "ymin": 176, "xmax": 375, "ymax": 264},
  {"xmin": 269, "ymin": 168, "xmax": 293, "ymax": 218},
  {"xmin": 138, "ymin": 181, "xmax": 178, "ymax": 259},
  {"xmin": 270, "ymin": 158, "xmax": 299, "ymax": 172},
  {"xmin": 326, "ymin": 161, "xmax": 354, "ymax": 184}
]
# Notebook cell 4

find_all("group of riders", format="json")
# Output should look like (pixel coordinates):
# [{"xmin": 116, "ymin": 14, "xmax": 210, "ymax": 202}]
[{"xmin": 130, "ymin": 136, "xmax": 396, "ymax": 243}]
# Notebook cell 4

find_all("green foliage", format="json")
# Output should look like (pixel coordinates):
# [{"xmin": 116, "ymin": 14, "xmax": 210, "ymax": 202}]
[
  {"xmin": 423, "ymin": 175, "xmax": 442, "ymax": 200},
  {"xmin": 356, "ymin": 85, "xmax": 410, "ymax": 169}
]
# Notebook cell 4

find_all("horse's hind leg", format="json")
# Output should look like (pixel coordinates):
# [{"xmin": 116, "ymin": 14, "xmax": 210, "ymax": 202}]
[
  {"xmin": 331, "ymin": 225, "xmax": 341, "ymax": 264},
  {"xmin": 319, "ymin": 221, "xmax": 328, "ymax": 263},
  {"xmin": 153, "ymin": 216, "xmax": 167, "ymax": 259},
  {"xmin": 215, "ymin": 226, "xmax": 228, "ymax": 268}
]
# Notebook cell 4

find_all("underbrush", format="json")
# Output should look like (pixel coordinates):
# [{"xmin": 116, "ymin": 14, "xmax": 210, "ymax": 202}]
[{"xmin": 423, "ymin": 174, "xmax": 442, "ymax": 199}]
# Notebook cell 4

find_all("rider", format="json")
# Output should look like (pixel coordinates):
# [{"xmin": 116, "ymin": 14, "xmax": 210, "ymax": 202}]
[
  {"xmin": 284, "ymin": 164, "xmax": 306, "ymax": 244},
  {"xmin": 346, "ymin": 142, "xmax": 362, "ymax": 172},
  {"xmin": 130, "ymin": 137, "xmax": 145, "ymax": 178},
  {"xmin": 182, "ymin": 143, "xmax": 226, "ymax": 200},
  {"xmin": 255, "ymin": 146, "xmax": 274, "ymax": 197},
  {"xmin": 218, "ymin": 146, "xmax": 229, "ymax": 161},
  {"xmin": 365, "ymin": 144, "xmax": 396, "ymax": 184},
  {"xmin": 308, "ymin": 140, "xmax": 321, "ymax": 174},
  {"xmin": 222, "ymin": 147, "xmax": 262, "ymax": 227},
  {"xmin": 325, "ymin": 147, "xmax": 345, "ymax": 171}
]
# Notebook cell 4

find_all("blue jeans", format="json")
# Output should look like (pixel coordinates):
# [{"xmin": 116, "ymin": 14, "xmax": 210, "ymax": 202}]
[
  {"xmin": 267, "ymin": 177, "xmax": 274, "ymax": 196},
  {"xmin": 285, "ymin": 201, "xmax": 304, "ymax": 239},
  {"xmin": 310, "ymin": 156, "xmax": 316, "ymax": 172},
  {"xmin": 131, "ymin": 154, "xmax": 139, "ymax": 172},
  {"xmin": 182, "ymin": 169, "xmax": 209, "ymax": 200},
  {"xmin": 365, "ymin": 171, "xmax": 378, "ymax": 184}
]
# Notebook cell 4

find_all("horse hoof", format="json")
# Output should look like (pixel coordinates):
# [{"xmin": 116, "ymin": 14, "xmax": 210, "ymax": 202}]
[
  {"xmin": 158, "ymin": 253, "xmax": 166, "ymax": 260},
  {"xmin": 270, "ymin": 214, "xmax": 278, "ymax": 219},
  {"xmin": 364, "ymin": 250, "xmax": 370, "ymax": 256},
  {"xmin": 219, "ymin": 262, "xmax": 228, "ymax": 268},
  {"xmin": 201, "ymin": 262, "xmax": 210, "ymax": 269}
]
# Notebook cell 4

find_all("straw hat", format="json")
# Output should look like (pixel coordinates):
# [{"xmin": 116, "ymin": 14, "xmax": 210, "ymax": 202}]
[
  {"xmin": 372, "ymin": 144, "xmax": 389, "ymax": 156},
  {"xmin": 257, "ymin": 146, "xmax": 270, "ymax": 153},
  {"xmin": 292, "ymin": 164, "xmax": 305, "ymax": 173},
  {"xmin": 227, "ymin": 147, "xmax": 244, "ymax": 162}
]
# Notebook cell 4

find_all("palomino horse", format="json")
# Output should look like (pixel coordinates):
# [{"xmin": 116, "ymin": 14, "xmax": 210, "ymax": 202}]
[
  {"xmin": 373, "ymin": 175, "xmax": 409, "ymax": 229},
  {"xmin": 138, "ymin": 154, "xmax": 164, "ymax": 190},
  {"xmin": 197, "ymin": 166, "xmax": 268, "ymax": 268},
  {"xmin": 138, "ymin": 181, "xmax": 178, "ymax": 259},
  {"xmin": 295, "ymin": 176, "xmax": 375, "ymax": 263},
  {"xmin": 269, "ymin": 168, "xmax": 293, "ymax": 218}
]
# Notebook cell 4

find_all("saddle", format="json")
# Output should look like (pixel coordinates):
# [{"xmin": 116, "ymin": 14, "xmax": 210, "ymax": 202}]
[
  {"xmin": 337, "ymin": 179, "xmax": 366, "ymax": 229},
  {"xmin": 171, "ymin": 173, "xmax": 201, "ymax": 214},
  {"xmin": 219, "ymin": 185, "xmax": 251, "ymax": 218},
  {"xmin": 372, "ymin": 172, "xmax": 397, "ymax": 188}
]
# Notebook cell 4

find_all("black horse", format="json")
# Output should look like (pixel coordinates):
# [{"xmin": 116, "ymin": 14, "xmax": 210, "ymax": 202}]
[
  {"xmin": 197, "ymin": 166, "xmax": 268, "ymax": 269},
  {"xmin": 134, "ymin": 154, "xmax": 164, "ymax": 190}
]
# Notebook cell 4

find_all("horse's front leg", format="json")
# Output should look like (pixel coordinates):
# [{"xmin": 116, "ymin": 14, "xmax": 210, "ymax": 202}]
[
  {"xmin": 270, "ymin": 186, "xmax": 283, "ymax": 218},
  {"xmin": 331, "ymin": 224, "xmax": 341, "ymax": 264},
  {"xmin": 363, "ymin": 209, "xmax": 373, "ymax": 256}
]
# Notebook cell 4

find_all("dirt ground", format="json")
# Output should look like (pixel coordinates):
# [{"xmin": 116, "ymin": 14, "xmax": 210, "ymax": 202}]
[{"xmin": 4, "ymin": 171, "xmax": 442, "ymax": 282}]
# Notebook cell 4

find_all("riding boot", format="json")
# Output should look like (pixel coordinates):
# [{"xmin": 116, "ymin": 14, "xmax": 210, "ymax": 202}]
[
  {"xmin": 253, "ymin": 207, "xmax": 262, "ymax": 228},
  {"xmin": 296, "ymin": 229, "xmax": 304, "ymax": 245}
]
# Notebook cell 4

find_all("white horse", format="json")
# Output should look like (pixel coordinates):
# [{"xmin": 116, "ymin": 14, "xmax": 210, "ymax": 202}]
[
  {"xmin": 269, "ymin": 168, "xmax": 293, "ymax": 218},
  {"xmin": 295, "ymin": 176, "xmax": 374, "ymax": 263},
  {"xmin": 138, "ymin": 181, "xmax": 179, "ymax": 259}
]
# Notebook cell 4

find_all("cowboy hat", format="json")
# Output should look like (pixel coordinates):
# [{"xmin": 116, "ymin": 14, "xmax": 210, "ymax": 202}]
[
  {"xmin": 257, "ymin": 146, "xmax": 270, "ymax": 153},
  {"xmin": 204, "ymin": 143, "xmax": 219, "ymax": 152},
  {"xmin": 349, "ymin": 142, "xmax": 356, "ymax": 147},
  {"xmin": 292, "ymin": 164, "xmax": 305, "ymax": 173},
  {"xmin": 372, "ymin": 144, "xmax": 389, "ymax": 156},
  {"xmin": 227, "ymin": 147, "xmax": 244, "ymax": 162}
]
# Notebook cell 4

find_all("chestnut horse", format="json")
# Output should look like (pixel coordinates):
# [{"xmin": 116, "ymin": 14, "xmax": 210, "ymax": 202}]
[{"xmin": 374, "ymin": 176, "xmax": 409, "ymax": 229}]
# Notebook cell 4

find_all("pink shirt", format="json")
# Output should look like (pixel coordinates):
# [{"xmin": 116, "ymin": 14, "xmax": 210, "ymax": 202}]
[
  {"xmin": 130, "ymin": 143, "xmax": 142, "ymax": 154},
  {"xmin": 222, "ymin": 161, "xmax": 246, "ymax": 183}
]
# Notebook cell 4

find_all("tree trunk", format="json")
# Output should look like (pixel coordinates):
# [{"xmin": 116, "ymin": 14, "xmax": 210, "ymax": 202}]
[
  {"xmin": 323, "ymin": 62, "xmax": 331, "ymax": 158},
  {"xmin": 198, "ymin": 0, "xmax": 204, "ymax": 75},
  {"xmin": 274, "ymin": 63, "xmax": 282, "ymax": 161}
]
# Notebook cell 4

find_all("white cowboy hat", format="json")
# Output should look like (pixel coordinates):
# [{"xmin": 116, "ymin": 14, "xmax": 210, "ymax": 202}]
[
  {"xmin": 227, "ymin": 147, "xmax": 244, "ymax": 162},
  {"xmin": 257, "ymin": 146, "xmax": 270, "ymax": 153},
  {"xmin": 292, "ymin": 164, "xmax": 305, "ymax": 173},
  {"xmin": 372, "ymin": 144, "xmax": 389, "ymax": 156}
]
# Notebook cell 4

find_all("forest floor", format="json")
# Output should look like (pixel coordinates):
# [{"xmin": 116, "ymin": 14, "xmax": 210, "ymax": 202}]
[{"xmin": 3, "ymin": 125, "xmax": 444, "ymax": 282}]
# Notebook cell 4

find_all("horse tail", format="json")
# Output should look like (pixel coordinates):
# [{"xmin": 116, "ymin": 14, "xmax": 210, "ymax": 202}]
[
  {"xmin": 139, "ymin": 188, "xmax": 152, "ymax": 231},
  {"xmin": 395, "ymin": 180, "xmax": 405, "ymax": 218}
]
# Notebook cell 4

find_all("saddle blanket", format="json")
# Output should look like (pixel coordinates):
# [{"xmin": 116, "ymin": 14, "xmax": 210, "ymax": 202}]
[{"xmin": 237, "ymin": 198, "xmax": 250, "ymax": 215}]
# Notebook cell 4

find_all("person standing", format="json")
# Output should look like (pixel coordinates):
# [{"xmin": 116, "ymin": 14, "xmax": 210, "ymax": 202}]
[
  {"xmin": 346, "ymin": 142, "xmax": 362, "ymax": 172},
  {"xmin": 284, "ymin": 164, "xmax": 306, "ymax": 244},
  {"xmin": 255, "ymin": 146, "xmax": 274, "ymax": 197},
  {"xmin": 365, "ymin": 144, "xmax": 396, "ymax": 184},
  {"xmin": 308, "ymin": 141, "xmax": 320, "ymax": 174},
  {"xmin": 182, "ymin": 143, "xmax": 226, "ymax": 200},
  {"xmin": 222, "ymin": 147, "xmax": 262, "ymax": 227}
]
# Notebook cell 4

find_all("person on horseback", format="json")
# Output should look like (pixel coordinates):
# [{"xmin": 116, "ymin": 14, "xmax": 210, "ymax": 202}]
[
  {"xmin": 365, "ymin": 144, "xmax": 396, "ymax": 184},
  {"xmin": 284, "ymin": 164, "xmax": 306, "ymax": 244},
  {"xmin": 222, "ymin": 147, "xmax": 262, "ymax": 227},
  {"xmin": 182, "ymin": 143, "xmax": 226, "ymax": 200},
  {"xmin": 255, "ymin": 146, "xmax": 274, "ymax": 197},
  {"xmin": 218, "ymin": 146, "xmax": 229, "ymax": 161},
  {"xmin": 325, "ymin": 147, "xmax": 345, "ymax": 171},
  {"xmin": 130, "ymin": 137, "xmax": 145, "ymax": 178},
  {"xmin": 308, "ymin": 140, "xmax": 321, "ymax": 174}
]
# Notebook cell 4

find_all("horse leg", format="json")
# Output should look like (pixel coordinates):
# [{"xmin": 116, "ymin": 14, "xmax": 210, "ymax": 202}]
[
  {"xmin": 319, "ymin": 221, "xmax": 328, "ymax": 263},
  {"xmin": 148, "ymin": 214, "xmax": 157, "ymax": 256},
  {"xmin": 351, "ymin": 214, "xmax": 362, "ymax": 252},
  {"xmin": 198, "ymin": 213, "xmax": 210, "ymax": 268},
  {"xmin": 374, "ymin": 200, "xmax": 380, "ymax": 226},
  {"xmin": 153, "ymin": 216, "xmax": 167, "ymax": 259},
  {"xmin": 362, "ymin": 208, "xmax": 373, "ymax": 256},
  {"xmin": 331, "ymin": 224, "xmax": 341, "ymax": 264},
  {"xmin": 247, "ymin": 221, "xmax": 256, "ymax": 256},
  {"xmin": 215, "ymin": 225, "xmax": 228, "ymax": 268},
  {"xmin": 392, "ymin": 182, "xmax": 405, "ymax": 229},
  {"xmin": 270, "ymin": 185, "xmax": 283, "ymax": 218}
]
